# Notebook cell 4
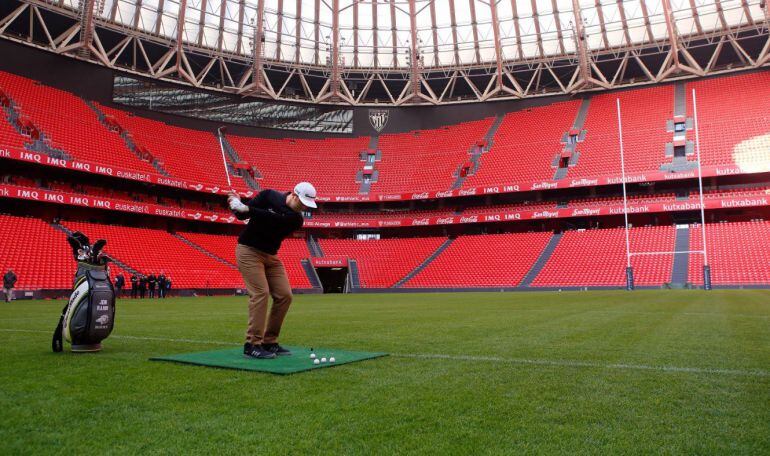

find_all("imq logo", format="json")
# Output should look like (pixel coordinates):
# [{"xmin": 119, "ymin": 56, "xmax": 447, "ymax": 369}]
[{"xmin": 368, "ymin": 109, "xmax": 389, "ymax": 132}]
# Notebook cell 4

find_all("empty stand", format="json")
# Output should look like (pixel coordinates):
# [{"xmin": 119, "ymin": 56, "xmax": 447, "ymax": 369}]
[
  {"xmin": 319, "ymin": 237, "xmax": 445, "ymax": 288},
  {"xmin": 0, "ymin": 215, "xmax": 71, "ymax": 289},
  {"xmin": 62, "ymin": 221, "xmax": 244, "ymax": 289},
  {"xmin": 687, "ymin": 72, "xmax": 770, "ymax": 169},
  {"xmin": 532, "ymin": 226, "xmax": 676, "ymax": 287},
  {"xmin": 227, "ymin": 135, "xmax": 369, "ymax": 196},
  {"xmin": 406, "ymin": 232, "xmax": 553, "ymax": 288},
  {"xmin": 688, "ymin": 221, "xmax": 770, "ymax": 285},
  {"xmin": 375, "ymin": 118, "xmax": 494, "ymax": 193},
  {"xmin": 0, "ymin": 72, "xmax": 158, "ymax": 174},
  {"xmin": 179, "ymin": 232, "xmax": 312, "ymax": 288},
  {"xmin": 467, "ymin": 101, "xmax": 580, "ymax": 186},
  {"xmin": 571, "ymin": 85, "xmax": 675, "ymax": 179},
  {"xmin": 98, "ymin": 104, "xmax": 249, "ymax": 191}
]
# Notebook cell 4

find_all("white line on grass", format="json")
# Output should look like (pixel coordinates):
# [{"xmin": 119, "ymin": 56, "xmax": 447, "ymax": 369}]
[
  {"xmin": 2, "ymin": 328, "xmax": 768, "ymax": 378},
  {"xmin": 390, "ymin": 353, "xmax": 770, "ymax": 377}
]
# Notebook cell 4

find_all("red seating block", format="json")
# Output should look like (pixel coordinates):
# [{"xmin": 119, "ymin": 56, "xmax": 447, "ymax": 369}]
[{"xmin": 406, "ymin": 232, "xmax": 553, "ymax": 287}]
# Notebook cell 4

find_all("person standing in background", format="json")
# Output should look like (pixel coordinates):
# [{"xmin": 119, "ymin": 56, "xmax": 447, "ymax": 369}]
[
  {"xmin": 147, "ymin": 274, "xmax": 157, "ymax": 299},
  {"xmin": 138, "ymin": 275, "xmax": 147, "ymax": 299},
  {"xmin": 164, "ymin": 275, "xmax": 172, "ymax": 298},
  {"xmin": 130, "ymin": 273, "xmax": 138, "ymax": 299},
  {"xmin": 158, "ymin": 272, "xmax": 167, "ymax": 298},
  {"xmin": 3, "ymin": 269, "xmax": 17, "ymax": 303},
  {"xmin": 114, "ymin": 273, "xmax": 125, "ymax": 298}
]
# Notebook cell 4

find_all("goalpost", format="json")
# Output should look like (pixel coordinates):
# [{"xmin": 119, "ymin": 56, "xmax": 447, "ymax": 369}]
[{"xmin": 616, "ymin": 90, "xmax": 711, "ymax": 291}]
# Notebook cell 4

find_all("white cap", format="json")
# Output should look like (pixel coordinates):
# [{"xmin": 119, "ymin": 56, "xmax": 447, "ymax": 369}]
[{"xmin": 293, "ymin": 182, "xmax": 317, "ymax": 208}]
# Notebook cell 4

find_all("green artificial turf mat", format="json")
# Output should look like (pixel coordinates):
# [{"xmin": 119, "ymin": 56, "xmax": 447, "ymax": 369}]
[{"xmin": 151, "ymin": 345, "xmax": 388, "ymax": 375}]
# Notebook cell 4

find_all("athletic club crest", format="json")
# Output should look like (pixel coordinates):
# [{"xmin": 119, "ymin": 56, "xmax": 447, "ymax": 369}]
[{"xmin": 368, "ymin": 109, "xmax": 389, "ymax": 132}]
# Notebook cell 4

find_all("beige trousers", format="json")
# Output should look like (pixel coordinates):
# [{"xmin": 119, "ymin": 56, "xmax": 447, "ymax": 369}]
[{"xmin": 235, "ymin": 244, "xmax": 293, "ymax": 345}]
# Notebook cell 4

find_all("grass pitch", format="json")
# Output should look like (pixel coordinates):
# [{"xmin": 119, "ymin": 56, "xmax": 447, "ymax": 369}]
[{"xmin": 1, "ymin": 290, "xmax": 769, "ymax": 454}]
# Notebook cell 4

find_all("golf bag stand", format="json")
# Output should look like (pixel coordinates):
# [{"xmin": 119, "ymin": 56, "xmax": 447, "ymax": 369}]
[{"xmin": 52, "ymin": 233, "xmax": 116, "ymax": 353}]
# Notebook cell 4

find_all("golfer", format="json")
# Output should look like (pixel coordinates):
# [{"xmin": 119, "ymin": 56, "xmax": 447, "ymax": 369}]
[{"xmin": 228, "ymin": 182, "xmax": 317, "ymax": 359}]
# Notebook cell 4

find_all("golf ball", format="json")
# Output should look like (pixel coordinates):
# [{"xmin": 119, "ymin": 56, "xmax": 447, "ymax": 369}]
[
  {"xmin": 321, "ymin": 357, "xmax": 327, "ymax": 363},
  {"xmin": 329, "ymin": 357, "xmax": 336, "ymax": 363},
  {"xmin": 310, "ymin": 353, "xmax": 316, "ymax": 359},
  {"xmin": 313, "ymin": 359, "xmax": 320, "ymax": 365}
]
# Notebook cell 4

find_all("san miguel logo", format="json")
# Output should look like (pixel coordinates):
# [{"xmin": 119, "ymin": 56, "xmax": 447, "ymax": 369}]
[{"xmin": 368, "ymin": 109, "xmax": 389, "ymax": 132}]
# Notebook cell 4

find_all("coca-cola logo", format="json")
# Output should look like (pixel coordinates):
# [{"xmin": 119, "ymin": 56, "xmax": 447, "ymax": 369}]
[
  {"xmin": 458, "ymin": 188, "xmax": 477, "ymax": 196},
  {"xmin": 434, "ymin": 191, "xmax": 454, "ymax": 198},
  {"xmin": 412, "ymin": 218, "xmax": 430, "ymax": 226},
  {"xmin": 411, "ymin": 192, "xmax": 429, "ymax": 200},
  {"xmin": 459, "ymin": 215, "xmax": 478, "ymax": 223},
  {"xmin": 436, "ymin": 217, "xmax": 455, "ymax": 224}
]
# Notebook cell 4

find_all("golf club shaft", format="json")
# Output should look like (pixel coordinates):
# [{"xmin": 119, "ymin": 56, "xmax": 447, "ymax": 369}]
[{"xmin": 217, "ymin": 127, "xmax": 233, "ymax": 189}]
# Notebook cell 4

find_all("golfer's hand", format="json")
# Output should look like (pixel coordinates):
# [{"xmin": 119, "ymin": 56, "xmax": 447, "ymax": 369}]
[{"xmin": 228, "ymin": 194, "xmax": 249, "ymax": 213}]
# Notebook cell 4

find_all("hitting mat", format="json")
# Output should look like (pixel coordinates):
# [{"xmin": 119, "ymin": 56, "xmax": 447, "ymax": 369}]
[{"xmin": 150, "ymin": 346, "xmax": 388, "ymax": 375}]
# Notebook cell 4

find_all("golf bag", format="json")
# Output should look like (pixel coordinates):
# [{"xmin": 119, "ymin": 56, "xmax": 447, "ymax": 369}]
[{"xmin": 52, "ymin": 231, "xmax": 116, "ymax": 353}]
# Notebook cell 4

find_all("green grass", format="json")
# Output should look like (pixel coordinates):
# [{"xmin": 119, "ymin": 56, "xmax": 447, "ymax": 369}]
[{"xmin": 1, "ymin": 290, "xmax": 769, "ymax": 454}]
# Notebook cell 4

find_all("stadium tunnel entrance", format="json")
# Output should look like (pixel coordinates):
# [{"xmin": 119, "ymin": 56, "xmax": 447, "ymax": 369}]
[{"xmin": 315, "ymin": 266, "xmax": 349, "ymax": 293}]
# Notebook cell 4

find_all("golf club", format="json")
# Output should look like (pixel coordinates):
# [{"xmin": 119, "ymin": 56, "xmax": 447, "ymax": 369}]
[{"xmin": 217, "ymin": 126, "xmax": 233, "ymax": 190}]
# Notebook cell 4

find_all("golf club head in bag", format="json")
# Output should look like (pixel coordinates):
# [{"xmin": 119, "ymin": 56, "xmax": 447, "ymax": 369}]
[{"xmin": 53, "ymin": 233, "xmax": 116, "ymax": 353}]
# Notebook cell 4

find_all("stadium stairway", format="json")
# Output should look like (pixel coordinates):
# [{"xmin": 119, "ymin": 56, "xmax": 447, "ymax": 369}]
[
  {"xmin": 50, "ymin": 222, "xmax": 141, "ymax": 276},
  {"xmin": 172, "ymin": 234, "xmax": 238, "ymax": 269},
  {"xmin": 348, "ymin": 259, "xmax": 362, "ymax": 289},
  {"xmin": 0, "ymin": 90, "xmax": 70, "ymax": 160},
  {"xmin": 394, "ymin": 238, "xmax": 455, "ymax": 288},
  {"xmin": 300, "ymin": 259, "xmax": 323, "ymax": 290},
  {"xmin": 553, "ymin": 99, "xmax": 590, "ymax": 180},
  {"xmin": 85, "ymin": 101, "xmax": 171, "ymax": 176},
  {"xmin": 306, "ymin": 235, "xmax": 324, "ymax": 257},
  {"xmin": 451, "ymin": 115, "xmax": 505, "ymax": 190},
  {"xmin": 218, "ymin": 132, "xmax": 261, "ymax": 191},
  {"xmin": 519, "ymin": 233, "xmax": 562, "ymax": 287},
  {"xmin": 670, "ymin": 225, "xmax": 690, "ymax": 287}
]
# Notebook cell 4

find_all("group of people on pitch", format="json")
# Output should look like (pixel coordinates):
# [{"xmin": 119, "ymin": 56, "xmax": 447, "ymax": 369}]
[{"xmin": 115, "ymin": 272, "xmax": 172, "ymax": 299}]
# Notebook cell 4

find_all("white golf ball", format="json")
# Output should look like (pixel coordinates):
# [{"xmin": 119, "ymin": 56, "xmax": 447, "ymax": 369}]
[
  {"xmin": 329, "ymin": 357, "xmax": 336, "ymax": 363},
  {"xmin": 321, "ymin": 357, "xmax": 327, "ymax": 363},
  {"xmin": 313, "ymin": 359, "xmax": 320, "ymax": 365},
  {"xmin": 310, "ymin": 353, "xmax": 316, "ymax": 359}
]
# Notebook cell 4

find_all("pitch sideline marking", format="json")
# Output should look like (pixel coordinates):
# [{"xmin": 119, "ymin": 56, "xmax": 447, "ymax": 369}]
[{"xmin": 2, "ymin": 328, "xmax": 768, "ymax": 378}]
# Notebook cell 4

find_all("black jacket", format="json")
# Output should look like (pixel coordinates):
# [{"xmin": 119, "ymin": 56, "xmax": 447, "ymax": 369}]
[
  {"xmin": 235, "ymin": 189, "xmax": 304, "ymax": 255},
  {"xmin": 130, "ymin": 275, "xmax": 138, "ymax": 287},
  {"xmin": 148, "ymin": 275, "xmax": 157, "ymax": 289},
  {"xmin": 115, "ymin": 275, "xmax": 125, "ymax": 288},
  {"xmin": 3, "ymin": 271, "xmax": 17, "ymax": 289}
]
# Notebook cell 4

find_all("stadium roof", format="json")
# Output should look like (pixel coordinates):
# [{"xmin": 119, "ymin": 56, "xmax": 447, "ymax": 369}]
[
  {"xmin": 99, "ymin": 0, "xmax": 763, "ymax": 66},
  {"xmin": 1, "ymin": 0, "xmax": 769, "ymax": 105}
]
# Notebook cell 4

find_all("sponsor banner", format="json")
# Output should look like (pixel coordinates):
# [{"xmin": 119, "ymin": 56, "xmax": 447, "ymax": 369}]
[
  {"xmin": 2, "ymin": 182, "xmax": 767, "ymax": 228},
  {"xmin": 306, "ymin": 195, "xmax": 769, "ymax": 228},
  {"xmin": 311, "ymin": 257, "xmax": 348, "ymax": 267},
  {"xmin": 1, "ymin": 148, "xmax": 254, "ymax": 197},
  {"xmin": 0, "ymin": 184, "xmax": 241, "ymax": 224},
  {"xmin": 2, "ymin": 145, "xmax": 765, "ymax": 203}
]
